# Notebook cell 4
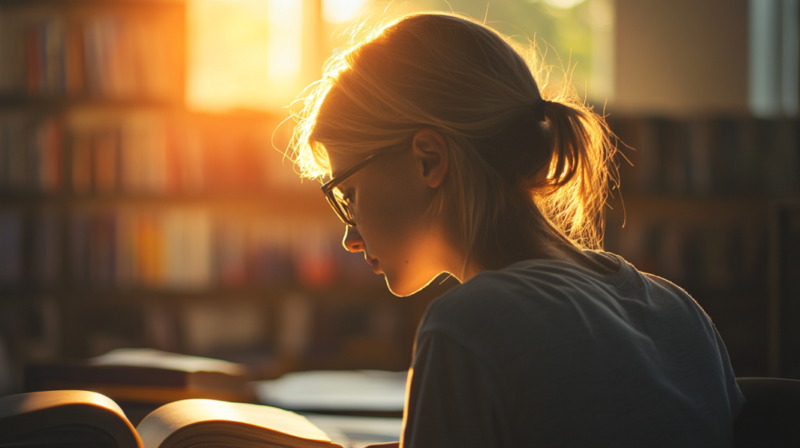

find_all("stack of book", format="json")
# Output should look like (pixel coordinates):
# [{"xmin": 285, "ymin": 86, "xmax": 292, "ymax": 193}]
[{"xmin": 25, "ymin": 348, "xmax": 253, "ymax": 406}]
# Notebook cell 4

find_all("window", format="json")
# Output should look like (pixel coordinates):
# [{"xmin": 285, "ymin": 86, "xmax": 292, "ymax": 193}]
[{"xmin": 187, "ymin": 0, "xmax": 609, "ymax": 112}]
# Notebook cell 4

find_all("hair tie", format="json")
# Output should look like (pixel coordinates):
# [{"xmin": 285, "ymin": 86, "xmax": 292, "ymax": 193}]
[{"xmin": 532, "ymin": 99, "xmax": 549, "ymax": 122}]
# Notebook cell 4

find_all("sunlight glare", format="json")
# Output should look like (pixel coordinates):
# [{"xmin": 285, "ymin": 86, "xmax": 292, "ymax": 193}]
[
  {"xmin": 322, "ymin": 0, "xmax": 368, "ymax": 24},
  {"xmin": 268, "ymin": 0, "xmax": 303, "ymax": 82},
  {"xmin": 187, "ymin": 0, "xmax": 303, "ymax": 112},
  {"xmin": 542, "ymin": 0, "xmax": 587, "ymax": 9}
]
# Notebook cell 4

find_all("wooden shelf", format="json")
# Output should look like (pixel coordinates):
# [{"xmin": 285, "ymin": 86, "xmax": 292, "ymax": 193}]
[
  {"xmin": 0, "ymin": 280, "xmax": 392, "ymax": 303},
  {"xmin": 0, "ymin": 96, "xmax": 183, "ymax": 111},
  {"xmin": 0, "ymin": 190, "xmax": 339, "ymax": 218}
]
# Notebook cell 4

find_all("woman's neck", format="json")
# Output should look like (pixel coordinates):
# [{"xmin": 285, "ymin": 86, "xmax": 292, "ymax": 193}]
[{"xmin": 463, "ymin": 229, "xmax": 618, "ymax": 281}]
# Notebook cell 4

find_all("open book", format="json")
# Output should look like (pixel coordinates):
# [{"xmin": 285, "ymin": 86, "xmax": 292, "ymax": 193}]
[{"xmin": 0, "ymin": 390, "xmax": 343, "ymax": 448}]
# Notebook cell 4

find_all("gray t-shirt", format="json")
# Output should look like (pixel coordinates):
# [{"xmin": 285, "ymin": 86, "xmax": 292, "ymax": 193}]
[{"xmin": 402, "ymin": 251, "xmax": 744, "ymax": 448}]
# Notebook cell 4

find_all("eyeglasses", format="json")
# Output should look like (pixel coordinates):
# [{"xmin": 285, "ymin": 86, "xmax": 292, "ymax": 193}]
[{"xmin": 320, "ymin": 147, "xmax": 402, "ymax": 226}]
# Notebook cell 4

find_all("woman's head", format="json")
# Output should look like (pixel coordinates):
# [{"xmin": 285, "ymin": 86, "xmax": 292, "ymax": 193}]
[{"xmin": 291, "ymin": 12, "xmax": 615, "ymax": 296}]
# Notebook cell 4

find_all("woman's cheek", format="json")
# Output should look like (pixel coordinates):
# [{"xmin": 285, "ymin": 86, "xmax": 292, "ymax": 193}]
[{"xmin": 362, "ymin": 196, "xmax": 413, "ymax": 258}]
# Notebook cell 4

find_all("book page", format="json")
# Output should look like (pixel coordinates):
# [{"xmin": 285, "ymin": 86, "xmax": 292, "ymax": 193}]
[
  {"xmin": 89, "ymin": 348, "xmax": 247, "ymax": 376},
  {"xmin": 137, "ymin": 399, "xmax": 341, "ymax": 448},
  {"xmin": 0, "ymin": 390, "xmax": 124, "ymax": 424},
  {"xmin": 0, "ymin": 390, "xmax": 141, "ymax": 448}
]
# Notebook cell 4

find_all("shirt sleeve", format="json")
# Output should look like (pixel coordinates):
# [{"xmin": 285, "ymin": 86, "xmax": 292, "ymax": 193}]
[{"xmin": 401, "ymin": 330, "xmax": 512, "ymax": 448}]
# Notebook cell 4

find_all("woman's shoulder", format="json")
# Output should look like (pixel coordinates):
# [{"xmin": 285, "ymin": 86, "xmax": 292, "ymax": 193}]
[
  {"xmin": 466, "ymin": 250, "xmax": 631, "ymax": 300},
  {"xmin": 419, "ymin": 251, "xmax": 704, "ymax": 342},
  {"xmin": 430, "ymin": 252, "xmax": 623, "ymax": 308},
  {"xmin": 419, "ymin": 252, "xmax": 632, "ymax": 338}
]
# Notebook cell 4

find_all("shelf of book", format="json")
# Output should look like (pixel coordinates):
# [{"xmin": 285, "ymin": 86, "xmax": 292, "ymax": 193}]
[
  {"xmin": 0, "ymin": 111, "xmax": 299, "ymax": 197},
  {"xmin": 0, "ymin": 0, "xmax": 185, "ymax": 103},
  {"xmin": 0, "ymin": 192, "xmax": 335, "ymax": 217},
  {"xmin": 0, "ymin": 214, "xmax": 364, "ymax": 291},
  {"xmin": 0, "ymin": 283, "xmax": 395, "ymax": 303},
  {"xmin": 0, "ymin": 96, "xmax": 183, "ymax": 110}
]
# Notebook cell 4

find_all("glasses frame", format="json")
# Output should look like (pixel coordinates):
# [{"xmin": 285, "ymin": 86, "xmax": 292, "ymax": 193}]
[{"xmin": 320, "ymin": 147, "xmax": 402, "ymax": 226}]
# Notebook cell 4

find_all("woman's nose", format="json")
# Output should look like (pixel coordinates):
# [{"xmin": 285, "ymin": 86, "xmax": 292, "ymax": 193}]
[{"xmin": 343, "ymin": 226, "xmax": 365, "ymax": 253}]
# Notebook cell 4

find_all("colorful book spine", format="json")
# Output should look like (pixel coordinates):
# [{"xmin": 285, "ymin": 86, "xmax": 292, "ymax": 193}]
[
  {"xmin": 0, "ymin": 10, "xmax": 180, "ymax": 100},
  {"xmin": 0, "ymin": 114, "xmax": 62, "ymax": 193},
  {"xmin": 60, "ymin": 209, "xmax": 370, "ymax": 290}
]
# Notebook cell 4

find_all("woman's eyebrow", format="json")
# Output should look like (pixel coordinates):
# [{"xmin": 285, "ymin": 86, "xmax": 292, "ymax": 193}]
[
  {"xmin": 331, "ymin": 163, "xmax": 359, "ymax": 182},
  {"xmin": 329, "ymin": 162, "xmax": 352, "ymax": 179}
]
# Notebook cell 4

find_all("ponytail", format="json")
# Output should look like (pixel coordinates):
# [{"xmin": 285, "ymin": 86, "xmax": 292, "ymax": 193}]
[{"xmin": 534, "ymin": 99, "xmax": 614, "ymax": 250}]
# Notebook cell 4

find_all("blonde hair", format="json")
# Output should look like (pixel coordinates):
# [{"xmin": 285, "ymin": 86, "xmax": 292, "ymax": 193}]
[{"xmin": 290, "ymin": 12, "xmax": 616, "ymax": 272}]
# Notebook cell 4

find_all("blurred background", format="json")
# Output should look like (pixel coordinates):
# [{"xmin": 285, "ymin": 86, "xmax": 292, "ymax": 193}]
[{"xmin": 0, "ymin": 0, "xmax": 798, "ymax": 397}]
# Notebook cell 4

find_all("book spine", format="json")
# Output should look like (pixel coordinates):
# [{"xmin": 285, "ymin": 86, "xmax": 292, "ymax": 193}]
[
  {"xmin": 0, "ymin": 211, "xmax": 23, "ymax": 285},
  {"xmin": 32, "ymin": 211, "xmax": 59, "ymax": 285},
  {"xmin": 0, "ymin": 14, "xmax": 9, "ymax": 93},
  {"xmin": 65, "ymin": 19, "xmax": 85, "ymax": 96},
  {"xmin": 688, "ymin": 119, "xmax": 712, "ymax": 196},
  {"xmin": 93, "ymin": 126, "xmax": 119, "ymax": 193},
  {"xmin": 70, "ymin": 212, "xmax": 89, "ymax": 284},
  {"xmin": 43, "ymin": 17, "xmax": 65, "ymax": 95},
  {"xmin": 25, "ymin": 24, "xmax": 40, "ymax": 95},
  {"xmin": 0, "ymin": 12, "xmax": 26, "ymax": 94},
  {"xmin": 83, "ymin": 18, "xmax": 104, "ymax": 96},
  {"xmin": 115, "ymin": 209, "xmax": 135, "ymax": 286},
  {"xmin": 44, "ymin": 118, "xmax": 62, "ymax": 192},
  {"xmin": 71, "ymin": 130, "xmax": 93, "ymax": 194}
]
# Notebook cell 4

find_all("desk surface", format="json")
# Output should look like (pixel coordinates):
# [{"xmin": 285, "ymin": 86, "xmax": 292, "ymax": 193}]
[{"xmin": 303, "ymin": 414, "xmax": 402, "ymax": 448}]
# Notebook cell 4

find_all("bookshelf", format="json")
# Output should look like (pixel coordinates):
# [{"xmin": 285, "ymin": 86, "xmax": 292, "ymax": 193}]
[
  {"xmin": 0, "ymin": 0, "xmax": 451, "ymax": 394},
  {"xmin": 605, "ymin": 115, "xmax": 799, "ymax": 377}
]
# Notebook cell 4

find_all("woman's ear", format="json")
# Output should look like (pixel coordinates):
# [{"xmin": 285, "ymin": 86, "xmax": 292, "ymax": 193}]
[{"xmin": 412, "ymin": 129, "xmax": 449, "ymax": 188}]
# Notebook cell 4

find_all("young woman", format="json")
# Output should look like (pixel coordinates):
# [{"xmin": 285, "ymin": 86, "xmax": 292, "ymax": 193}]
[{"xmin": 290, "ymin": 12, "xmax": 744, "ymax": 448}]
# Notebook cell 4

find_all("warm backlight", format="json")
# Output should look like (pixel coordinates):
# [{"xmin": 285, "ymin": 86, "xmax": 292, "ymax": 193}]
[
  {"xmin": 322, "ymin": 0, "xmax": 368, "ymax": 24},
  {"xmin": 187, "ymin": 0, "xmax": 303, "ymax": 112},
  {"xmin": 267, "ymin": 0, "xmax": 303, "ymax": 82}
]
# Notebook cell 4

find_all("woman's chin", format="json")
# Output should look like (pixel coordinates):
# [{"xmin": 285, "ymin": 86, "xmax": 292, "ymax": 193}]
[{"xmin": 383, "ymin": 270, "xmax": 439, "ymax": 297}]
